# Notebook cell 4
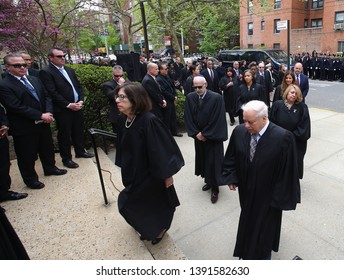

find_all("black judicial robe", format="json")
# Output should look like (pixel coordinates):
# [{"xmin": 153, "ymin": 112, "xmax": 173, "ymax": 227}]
[
  {"xmin": 184, "ymin": 90, "xmax": 228, "ymax": 187},
  {"xmin": 221, "ymin": 122, "xmax": 300, "ymax": 260},
  {"xmin": 116, "ymin": 112, "xmax": 184, "ymax": 240},
  {"xmin": 0, "ymin": 207, "xmax": 29, "ymax": 259},
  {"xmin": 270, "ymin": 101, "xmax": 311, "ymax": 179},
  {"xmin": 219, "ymin": 76, "xmax": 239, "ymax": 115}
]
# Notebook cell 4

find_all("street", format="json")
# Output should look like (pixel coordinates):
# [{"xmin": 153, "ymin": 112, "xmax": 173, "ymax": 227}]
[{"xmin": 307, "ymin": 79, "xmax": 344, "ymax": 112}]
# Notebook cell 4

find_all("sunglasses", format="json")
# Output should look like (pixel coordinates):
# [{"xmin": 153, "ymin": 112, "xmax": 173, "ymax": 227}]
[
  {"xmin": 114, "ymin": 75, "xmax": 123, "ymax": 78},
  {"xmin": 8, "ymin": 64, "xmax": 27, "ymax": 68},
  {"xmin": 115, "ymin": 94, "xmax": 127, "ymax": 101},
  {"xmin": 192, "ymin": 85, "xmax": 204, "ymax": 89},
  {"xmin": 54, "ymin": 55, "xmax": 66, "ymax": 58}
]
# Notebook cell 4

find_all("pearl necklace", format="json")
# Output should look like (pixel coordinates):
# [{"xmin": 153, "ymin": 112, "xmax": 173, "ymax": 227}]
[{"xmin": 125, "ymin": 115, "xmax": 136, "ymax": 128}]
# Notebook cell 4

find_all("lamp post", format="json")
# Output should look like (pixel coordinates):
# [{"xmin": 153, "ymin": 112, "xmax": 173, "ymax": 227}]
[{"xmin": 139, "ymin": 1, "xmax": 150, "ymax": 59}]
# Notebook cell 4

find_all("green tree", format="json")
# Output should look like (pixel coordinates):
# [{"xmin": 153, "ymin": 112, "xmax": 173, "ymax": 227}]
[{"xmin": 199, "ymin": 6, "xmax": 239, "ymax": 54}]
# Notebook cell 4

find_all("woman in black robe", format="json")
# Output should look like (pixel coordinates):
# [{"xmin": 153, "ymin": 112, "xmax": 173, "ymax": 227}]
[
  {"xmin": 219, "ymin": 67, "xmax": 239, "ymax": 126},
  {"xmin": 115, "ymin": 83, "xmax": 184, "ymax": 245},
  {"xmin": 0, "ymin": 206, "xmax": 29, "ymax": 259},
  {"xmin": 183, "ymin": 65, "xmax": 200, "ymax": 96},
  {"xmin": 237, "ymin": 70, "xmax": 264, "ymax": 124},
  {"xmin": 270, "ymin": 84, "xmax": 311, "ymax": 179},
  {"xmin": 273, "ymin": 70, "xmax": 296, "ymax": 103}
]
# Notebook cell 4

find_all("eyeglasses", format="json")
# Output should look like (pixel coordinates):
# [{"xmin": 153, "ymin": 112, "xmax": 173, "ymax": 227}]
[
  {"xmin": 115, "ymin": 94, "xmax": 128, "ymax": 101},
  {"xmin": 192, "ymin": 85, "xmax": 204, "ymax": 89},
  {"xmin": 114, "ymin": 75, "xmax": 123, "ymax": 78},
  {"xmin": 54, "ymin": 55, "xmax": 66, "ymax": 58},
  {"xmin": 7, "ymin": 64, "xmax": 27, "ymax": 68}
]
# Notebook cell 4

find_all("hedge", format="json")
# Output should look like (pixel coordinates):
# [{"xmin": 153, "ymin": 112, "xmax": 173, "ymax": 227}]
[{"xmin": 67, "ymin": 64, "xmax": 186, "ymax": 146}]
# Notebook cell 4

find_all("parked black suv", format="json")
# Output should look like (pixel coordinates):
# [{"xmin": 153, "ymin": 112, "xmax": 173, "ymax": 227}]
[{"xmin": 218, "ymin": 49, "xmax": 289, "ymax": 86}]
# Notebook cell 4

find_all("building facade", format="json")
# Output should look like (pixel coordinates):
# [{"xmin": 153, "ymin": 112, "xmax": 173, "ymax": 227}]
[{"xmin": 240, "ymin": 0, "xmax": 344, "ymax": 54}]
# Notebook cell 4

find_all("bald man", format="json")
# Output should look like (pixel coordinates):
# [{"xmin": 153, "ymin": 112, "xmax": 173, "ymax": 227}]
[
  {"xmin": 184, "ymin": 76, "xmax": 227, "ymax": 203},
  {"xmin": 141, "ymin": 62, "xmax": 166, "ymax": 119}
]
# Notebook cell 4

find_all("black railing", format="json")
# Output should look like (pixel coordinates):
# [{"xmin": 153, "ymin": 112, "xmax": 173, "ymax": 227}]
[{"xmin": 88, "ymin": 128, "xmax": 116, "ymax": 206}]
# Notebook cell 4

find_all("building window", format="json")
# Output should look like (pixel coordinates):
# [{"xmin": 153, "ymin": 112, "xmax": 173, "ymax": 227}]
[
  {"xmin": 248, "ymin": 22, "xmax": 253, "ymax": 35},
  {"xmin": 338, "ymin": 41, "xmax": 344, "ymax": 52},
  {"xmin": 304, "ymin": 19, "xmax": 309, "ymax": 28},
  {"xmin": 248, "ymin": 44, "xmax": 253, "ymax": 49},
  {"xmin": 274, "ymin": 19, "xmax": 281, "ymax": 33},
  {"xmin": 248, "ymin": 0, "xmax": 253, "ymax": 14},
  {"xmin": 274, "ymin": 0, "xmax": 281, "ymax": 9},
  {"xmin": 261, "ymin": 20, "xmax": 265, "ymax": 31},
  {"xmin": 311, "ymin": 18, "xmax": 323, "ymax": 27},
  {"xmin": 273, "ymin": 43, "xmax": 281, "ymax": 49},
  {"xmin": 335, "ymin": 12, "xmax": 344, "ymax": 24},
  {"xmin": 305, "ymin": 0, "xmax": 309, "ymax": 9},
  {"xmin": 312, "ymin": 0, "xmax": 323, "ymax": 9}
]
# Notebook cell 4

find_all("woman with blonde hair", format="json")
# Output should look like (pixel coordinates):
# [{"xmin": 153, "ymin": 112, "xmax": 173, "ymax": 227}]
[{"xmin": 270, "ymin": 84, "xmax": 311, "ymax": 179}]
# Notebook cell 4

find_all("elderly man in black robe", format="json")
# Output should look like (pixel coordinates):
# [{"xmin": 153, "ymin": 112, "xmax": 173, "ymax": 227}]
[
  {"xmin": 221, "ymin": 100, "xmax": 300, "ymax": 260},
  {"xmin": 184, "ymin": 76, "xmax": 228, "ymax": 203}
]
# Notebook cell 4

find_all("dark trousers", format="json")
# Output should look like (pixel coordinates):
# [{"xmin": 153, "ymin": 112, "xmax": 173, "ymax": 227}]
[
  {"xmin": 55, "ymin": 109, "xmax": 85, "ymax": 162},
  {"xmin": 163, "ymin": 105, "xmax": 178, "ymax": 135},
  {"xmin": 13, "ymin": 125, "xmax": 56, "ymax": 185},
  {"xmin": 0, "ymin": 137, "xmax": 11, "ymax": 194}
]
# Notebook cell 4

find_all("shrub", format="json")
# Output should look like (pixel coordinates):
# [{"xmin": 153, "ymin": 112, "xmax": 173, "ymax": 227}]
[
  {"xmin": 68, "ymin": 64, "xmax": 113, "ymax": 145},
  {"xmin": 67, "ymin": 64, "xmax": 186, "ymax": 145}
]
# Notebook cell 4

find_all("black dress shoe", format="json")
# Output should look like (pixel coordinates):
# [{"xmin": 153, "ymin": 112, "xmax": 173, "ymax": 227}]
[
  {"xmin": 75, "ymin": 152, "xmax": 94, "ymax": 158},
  {"xmin": 63, "ymin": 160, "xmax": 79, "ymax": 169},
  {"xmin": 44, "ymin": 167, "xmax": 67, "ymax": 176},
  {"xmin": 26, "ymin": 181, "xmax": 45, "ymax": 189},
  {"xmin": 173, "ymin": 133, "xmax": 183, "ymax": 137},
  {"xmin": 0, "ymin": 191, "xmax": 28, "ymax": 202},
  {"xmin": 202, "ymin": 184, "xmax": 211, "ymax": 191},
  {"xmin": 151, "ymin": 230, "xmax": 167, "ymax": 245},
  {"xmin": 211, "ymin": 192, "xmax": 218, "ymax": 204}
]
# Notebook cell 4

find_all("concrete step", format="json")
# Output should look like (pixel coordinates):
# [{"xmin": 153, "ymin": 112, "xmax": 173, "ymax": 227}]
[{"xmin": 2, "ymin": 148, "xmax": 187, "ymax": 260}]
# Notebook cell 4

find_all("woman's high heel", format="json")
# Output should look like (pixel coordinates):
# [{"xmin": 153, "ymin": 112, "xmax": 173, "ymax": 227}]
[{"xmin": 151, "ymin": 229, "xmax": 167, "ymax": 245}]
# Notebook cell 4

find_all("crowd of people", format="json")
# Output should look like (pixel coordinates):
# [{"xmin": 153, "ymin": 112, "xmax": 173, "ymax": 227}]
[
  {"xmin": 291, "ymin": 52, "xmax": 344, "ymax": 82},
  {"xmin": 0, "ymin": 49, "xmax": 313, "ymax": 260}
]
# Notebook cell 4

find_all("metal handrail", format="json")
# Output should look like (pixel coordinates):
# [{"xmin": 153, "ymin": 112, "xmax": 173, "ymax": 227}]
[{"xmin": 88, "ymin": 128, "xmax": 117, "ymax": 206}]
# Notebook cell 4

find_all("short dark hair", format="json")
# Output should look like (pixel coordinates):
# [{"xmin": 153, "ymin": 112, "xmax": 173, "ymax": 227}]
[
  {"xmin": 243, "ymin": 69, "xmax": 256, "ymax": 84},
  {"xmin": 48, "ymin": 47, "xmax": 64, "ymax": 57},
  {"xmin": 115, "ymin": 82, "xmax": 152, "ymax": 115}
]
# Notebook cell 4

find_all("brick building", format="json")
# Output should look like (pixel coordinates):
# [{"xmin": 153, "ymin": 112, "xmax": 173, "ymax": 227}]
[{"xmin": 240, "ymin": 0, "xmax": 344, "ymax": 54}]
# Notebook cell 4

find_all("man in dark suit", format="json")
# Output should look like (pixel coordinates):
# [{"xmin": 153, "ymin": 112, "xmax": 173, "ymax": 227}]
[
  {"xmin": 0, "ymin": 53, "xmax": 67, "ymax": 190},
  {"xmin": 257, "ymin": 62, "xmax": 273, "ymax": 107},
  {"xmin": 141, "ymin": 62, "xmax": 166, "ymax": 120},
  {"xmin": 40, "ymin": 48, "xmax": 94, "ymax": 169},
  {"xmin": 0, "ymin": 103, "xmax": 28, "ymax": 201},
  {"xmin": 20, "ymin": 52, "xmax": 40, "ymax": 77},
  {"xmin": 157, "ymin": 63, "xmax": 182, "ymax": 137},
  {"xmin": 221, "ymin": 100, "xmax": 300, "ymax": 260},
  {"xmin": 293, "ymin": 62, "xmax": 309, "ymax": 103},
  {"xmin": 233, "ymin": 61, "xmax": 243, "ymax": 81},
  {"xmin": 102, "ymin": 65, "xmax": 126, "ymax": 147},
  {"xmin": 201, "ymin": 60, "xmax": 220, "ymax": 93}
]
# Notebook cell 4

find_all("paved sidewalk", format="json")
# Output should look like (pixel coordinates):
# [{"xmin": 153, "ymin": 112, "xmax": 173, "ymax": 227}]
[
  {"xmin": 169, "ymin": 107, "xmax": 344, "ymax": 260},
  {"xmin": 2, "ymin": 107, "xmax": 344, "ymax": 260}
]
